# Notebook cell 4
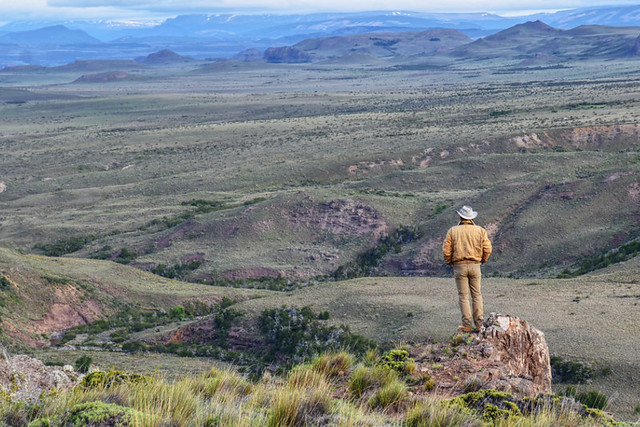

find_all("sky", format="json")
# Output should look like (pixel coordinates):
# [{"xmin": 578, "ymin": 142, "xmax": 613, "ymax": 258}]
[{"xmin": 1, "ymin": 0, "xmax": 640, "ymax": 21}]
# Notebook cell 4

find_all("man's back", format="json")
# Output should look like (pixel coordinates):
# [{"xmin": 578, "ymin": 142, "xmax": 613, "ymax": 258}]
[{"xmin": 443, "ymin": 221, "xmax": 492, "ymax": 265}]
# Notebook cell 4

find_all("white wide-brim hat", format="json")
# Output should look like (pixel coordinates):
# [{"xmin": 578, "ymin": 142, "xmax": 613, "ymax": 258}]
[{"xmin": 457, "ymin": 205, "xmax": 478, "ymax": 220}]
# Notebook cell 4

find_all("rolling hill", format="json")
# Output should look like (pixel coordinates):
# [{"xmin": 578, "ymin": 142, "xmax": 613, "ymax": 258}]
[
  {"xmin": 293, "ymin": 29, "xmax": 472, "ymax": 60},
  {"xmin": 4, "ymin": 5, "xmax": 640, "ymax": 66},
  {"xmin": 0, "ymin": 247, "xmax": 270, "ymax": 349},
  {"xmin": 255, "ymin": 20, "xmax": 640, "ymax": 65},
  {"xmin": 445, "ymin": 20, "xmax": 640, "ymax": 64},
  {"xmin": 0, "ymin": 25, "xmax": 100, "ymax": 45}
]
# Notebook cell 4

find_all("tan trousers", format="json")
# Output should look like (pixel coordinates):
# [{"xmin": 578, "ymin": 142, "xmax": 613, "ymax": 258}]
[{"xmin": 453, "ymin": 263, "xmax": 483, "ymax": 328}]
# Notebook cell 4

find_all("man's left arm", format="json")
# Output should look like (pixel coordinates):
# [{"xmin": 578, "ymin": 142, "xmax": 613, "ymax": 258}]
[{"xmin": 443, "ymin": 230, "xmax": 454, "ymax": 265}]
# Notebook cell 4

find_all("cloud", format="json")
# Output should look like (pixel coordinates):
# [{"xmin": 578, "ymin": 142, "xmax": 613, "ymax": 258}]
[
  {"xmin": 0, "ymin": 0, "xmax": 637, "ymax": 21},
  {"xmin": 44, "ymin": 0, "xmax": 640, "ymax": 13}
]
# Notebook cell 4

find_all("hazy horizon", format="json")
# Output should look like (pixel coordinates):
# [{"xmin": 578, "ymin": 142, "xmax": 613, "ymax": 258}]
[{"xmin": 1, "ymin": 0, "xmax": 640, "ymax": 22}]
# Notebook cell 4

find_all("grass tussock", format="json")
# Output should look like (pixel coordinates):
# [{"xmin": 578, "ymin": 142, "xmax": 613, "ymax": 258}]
[
  {"xmin": 405, "ymin": 398, "xmax": 481, "ymax": 427},
  {"xmin": 286, "ymin": 364, "xmax": 329, "ymax": 389},
  {"xmin": 367, "ymin": 377, "xmax": 409, "ymax": 411},
  {"xmin": 348, "ymin": 364, "xmax": 398, "ymax": 399},
  {"xmin": 196, "ymin": 366, "xmax": 254, "ymax": 399},
  {"xmin": 268, "ymin": 382, "xmax": 333, "ymax": 427},
  {"xmin": 311, "ymin": 351, "xmax": 355, "ymax": 378}
]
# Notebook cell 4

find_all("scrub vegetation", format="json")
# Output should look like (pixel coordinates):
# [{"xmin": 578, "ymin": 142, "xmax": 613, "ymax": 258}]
[{"xmin": 0, "ymin": 349, "xmax": 618, "ymax": 426}]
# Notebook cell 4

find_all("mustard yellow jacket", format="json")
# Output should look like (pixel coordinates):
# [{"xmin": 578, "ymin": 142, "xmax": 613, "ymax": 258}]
[{"xmin": 442, "ymin": 220, "xmax": 492, "ymax": 265}]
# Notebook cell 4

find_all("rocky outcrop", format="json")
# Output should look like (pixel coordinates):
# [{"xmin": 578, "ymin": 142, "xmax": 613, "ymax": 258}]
[
  {"xmin": 0, "ymin": 353, "xmax": 82, "ymax": 401},
  {"xmin": 288, "ymin": 197, "xmax": 388, "ymax": 238},
  {"xmin": 263, "ymin": 46, "xmax": 312, "ymax": 63},
  {"xmin": 413, "ymin": 313, "xmax": 552, "ymax": 399},
  {"xmin": 476, "ymin": 313, "xmax": 552, "ymax": 396}
]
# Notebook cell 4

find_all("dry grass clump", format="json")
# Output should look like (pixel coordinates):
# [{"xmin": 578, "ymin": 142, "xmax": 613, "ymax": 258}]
[
  {"xmin": 367, "ymin": 377, "xmax": 409, "ymax": 411},
  {"xmin": 286, "ymin": 364, "xmax": 329, "ymax": 389},
  {"xmin": 348, "ymin": 364, "xmax": 398, "ymax": 399},
  {"xmin": 267, "ymin": 381, "xmax": 333, "ymax": 426},
  {"xmin": 405, "ymin": 397, "xmax": 482, "ymax": 427},
  {"xmin": 193, "ymin": 366, "xmax": 254, "ymax": 400},
  {"xmin": 311, "ymin": 350, "xmax": 355, "ymax": 378}
]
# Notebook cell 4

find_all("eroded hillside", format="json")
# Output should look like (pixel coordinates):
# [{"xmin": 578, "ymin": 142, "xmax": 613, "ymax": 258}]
[{"xmin": 1, "ymin": 64, "xmax": 639, "ymax": 280}]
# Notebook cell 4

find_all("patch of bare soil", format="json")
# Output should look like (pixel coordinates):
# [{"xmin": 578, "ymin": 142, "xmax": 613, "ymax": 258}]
[
  {"xmin": 508, "ymin": 124, "xmax": 640, "ymax": 151},
  {"xmin": 404, "ymin": 237, "xmax": 446, "ymax": 274},
  {"xmin": 155, "ymin": 220, "xmax": 196, "ymax": 249},
  {"xmin": 2, "ymin": 283, "xmax": 105, "ymax": 348},
  {"xmin": 347, "ymin": 158, "xmax": 404, "ymax": 174},
  {"xmin": 31, "ymin": 286, "xmax": 102, "ymax": 334},
  {"xmin": 628, "ymin": 182, "xmax": 640, "ymax": 202},
  {"xmin": 288, "ymin": 196, "xmax": 388, "ymax": 238},
  {"xmin": 156, "ymin": 317, "xmax": 258, "ymax": 352}
]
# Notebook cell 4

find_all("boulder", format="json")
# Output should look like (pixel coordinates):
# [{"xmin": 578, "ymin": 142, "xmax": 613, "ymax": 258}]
[
  {"xmin": 476, "ymin": 313, "xmax": 552, "ymax": 396},
  {"xmin": 0, "ymin": 353, "xmax": 81, "ymax": 402}
]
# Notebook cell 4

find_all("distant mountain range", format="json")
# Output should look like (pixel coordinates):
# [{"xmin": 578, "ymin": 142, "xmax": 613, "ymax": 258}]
[{"xmin": 2, "ymin": 5, "xmax": 640, "ymax": 67}]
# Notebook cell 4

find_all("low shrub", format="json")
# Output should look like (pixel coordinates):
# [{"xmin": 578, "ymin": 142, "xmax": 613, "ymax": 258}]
[
  {"xmin": 114, "ymin": 248, "xmax": 136, "ymax": 264},
  {"xmin": 317, "ymin": 311, "xmax": 330, "ymax": 320},
  {"xmin": 379, "ymin": 349, "xmax": 415, "ymax": 374},
  {"xmin": 58, "ymin": 401, "xmax": 132, "ymax": 426},
  {"xmin": 110, "ymin": 328, "xmax": 130, "ymax": 343},
  {"xmin": 551, "ymin": 356, "xmax": 593, "ymax": 383},
  {"xmin": 258, "ymin": 306, "xmax": 375, "ymax": 364},
  {"xmin": 152, "ymin": 260, "xmax": 202, "ymax": 279},
  {"xmin": 332, "ymin": 225, "xmax": 423, "ymax": 279},
  {"xmin": 422, "ymin": 374, "xmax": 436, "ymax": 391},
  {"xmin": 35, "ymin": 235, "xmax": 97, "ymax": 257},
  {"xmin": 80, "ymin": 370, "xmax": 150, "ymax": 390},
  {"xmin": 563, "ymin": 386, "xmax": 608, "ymax": 410},
  {"xmin": 74, "ymin": 355, "xmax": 92, "ymax": 374}
]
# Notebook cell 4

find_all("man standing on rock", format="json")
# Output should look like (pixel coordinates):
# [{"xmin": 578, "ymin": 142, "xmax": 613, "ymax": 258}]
[{"xmin": 443, "ymin": 205, "xmax": 492, "ymax": 333}]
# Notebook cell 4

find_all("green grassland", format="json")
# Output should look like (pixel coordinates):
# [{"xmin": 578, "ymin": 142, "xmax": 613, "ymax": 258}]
[{"xmin": 1, "ymin": 60, "xmax": 640, "ymax": 281}]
